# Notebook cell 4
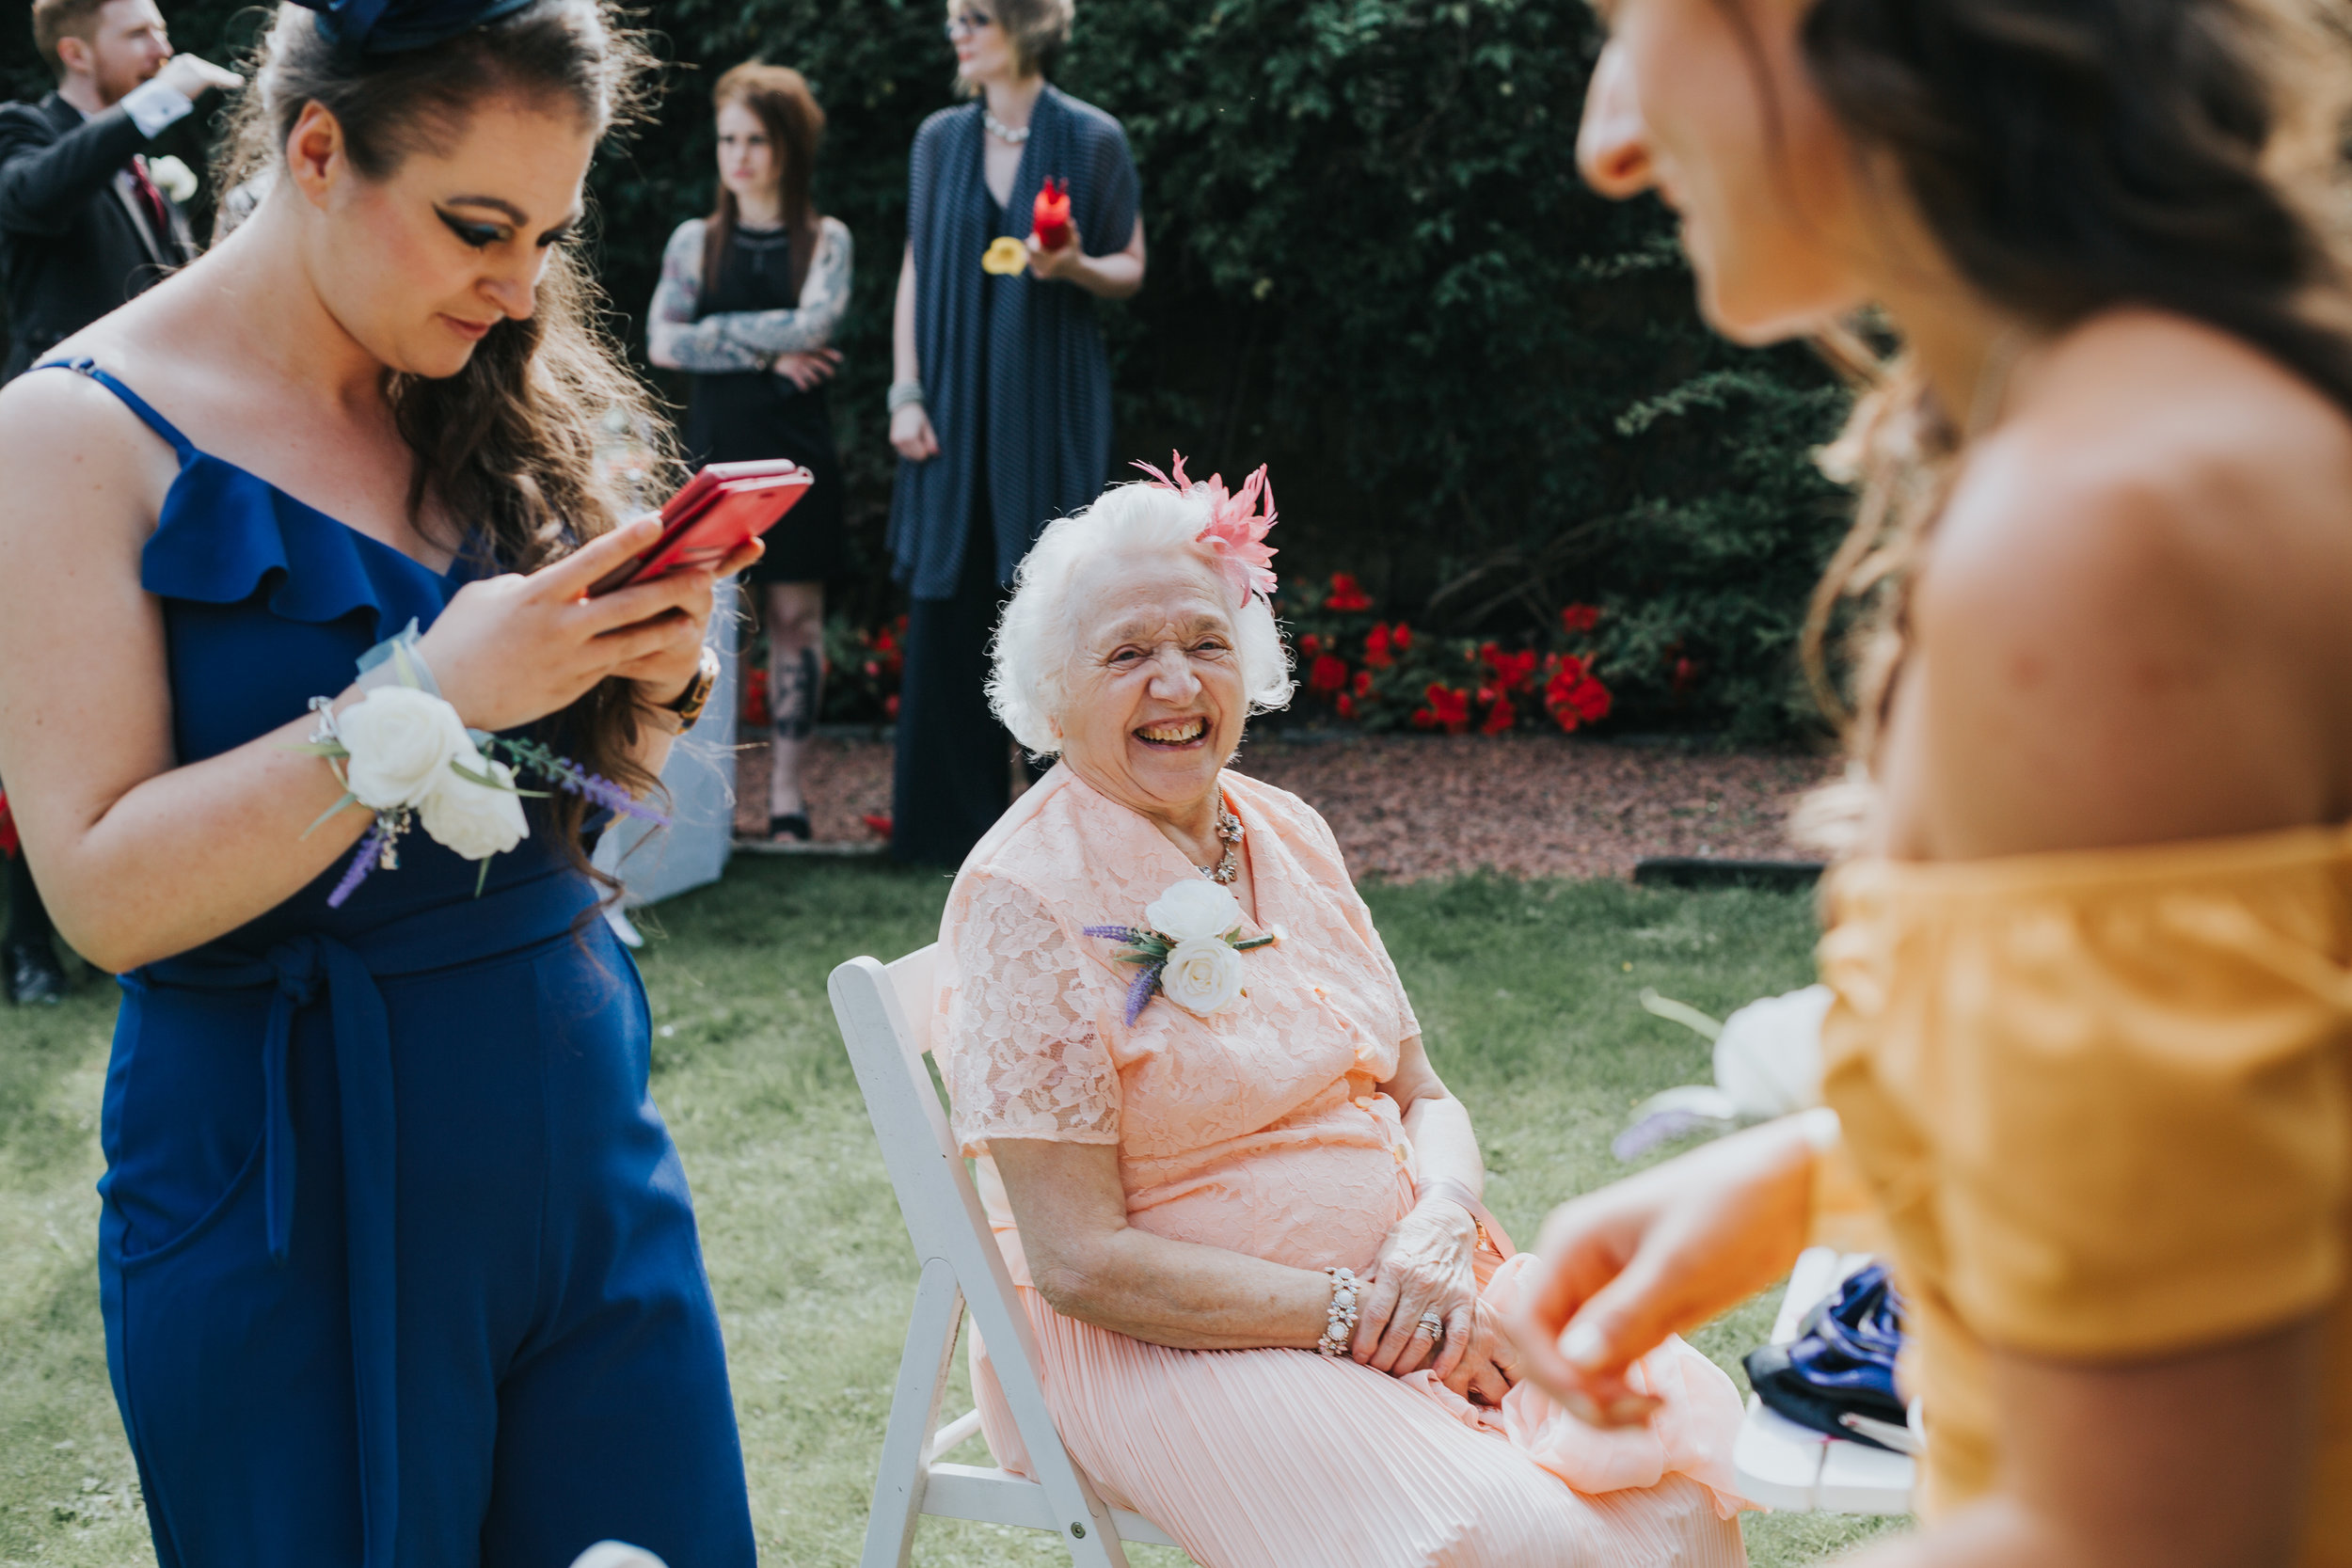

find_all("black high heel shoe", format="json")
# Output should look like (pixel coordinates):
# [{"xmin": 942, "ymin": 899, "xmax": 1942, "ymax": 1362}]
[{"xmin": 768, "ymin": 813, "xmax": 812, "ymax": 844}]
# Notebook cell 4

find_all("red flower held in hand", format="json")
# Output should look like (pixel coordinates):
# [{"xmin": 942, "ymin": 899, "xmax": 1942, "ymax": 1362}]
[
  {"xmin": 1325, "ymin": 572, "xmax": 1372, "ymax": 611},
  {"xmin": 1560, "ymin": 602, "xmax": 1601, "ymax": 634},
  {"xmin": 1363, "ymin": 623, "xmax": 1393, "ymax": 669},
  {"xmin": 1032, "ymin": 177, "xmax": 1073, "ymax": 251},
  {"xmin": 1309, "ymin": 654, "xmax": 1349, "ymax": 695}
]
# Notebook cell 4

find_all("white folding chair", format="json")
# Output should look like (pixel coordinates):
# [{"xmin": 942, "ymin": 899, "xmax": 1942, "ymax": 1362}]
[
  {"xmin": 829, "ymin": 948, "xmax": 1189, "ymax": 1568},
  {"xmin": 1730, "ymin": 1247, "xmax": 1915, "ymax": 1515}
]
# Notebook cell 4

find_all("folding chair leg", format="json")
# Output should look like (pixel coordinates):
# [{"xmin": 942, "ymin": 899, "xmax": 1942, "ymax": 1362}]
[{"xmin": 860, "ymin": 1257, "xmax": 965, "ymax": 1568}]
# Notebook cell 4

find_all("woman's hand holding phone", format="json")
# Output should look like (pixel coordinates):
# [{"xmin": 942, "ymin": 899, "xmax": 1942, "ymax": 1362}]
[{"xmin": 417, "ymin": 519, "xmax": 763, "ymax": 732}]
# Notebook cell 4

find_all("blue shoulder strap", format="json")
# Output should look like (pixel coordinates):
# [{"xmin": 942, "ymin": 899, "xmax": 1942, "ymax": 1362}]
[{"xmin": 33, "ymin": 356, "xmax": 198, "ymax": 464}]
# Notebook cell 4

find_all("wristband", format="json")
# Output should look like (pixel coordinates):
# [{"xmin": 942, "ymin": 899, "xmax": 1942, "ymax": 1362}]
[
  {"xmin": 354, "ymin": 618, "xmax": 442, "ymax": 699},
  {"xmin": 887, "ymin": 381, "xmax": 926, "ymax": 414}
]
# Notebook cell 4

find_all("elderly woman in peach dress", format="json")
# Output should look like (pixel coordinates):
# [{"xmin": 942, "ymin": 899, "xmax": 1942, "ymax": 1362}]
[{"xmin": 930, "ymin": 460, "xmax": 1751, "ymax": 1567}]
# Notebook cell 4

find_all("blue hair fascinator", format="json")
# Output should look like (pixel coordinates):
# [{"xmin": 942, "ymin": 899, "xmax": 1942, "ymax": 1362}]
[{"xmin": 282, "ymin": 0, "xmax": 539, "ymax": 57}]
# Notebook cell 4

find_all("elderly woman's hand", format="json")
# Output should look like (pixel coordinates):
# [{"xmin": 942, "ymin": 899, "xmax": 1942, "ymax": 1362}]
[
  {"xmin": 1354, "ymin": 1196, "xmax": 1482, "ymax": 1377},
  {"xmin": 1449, "ymin": 1298, "xmax": 1523, "ymax": 1407}
]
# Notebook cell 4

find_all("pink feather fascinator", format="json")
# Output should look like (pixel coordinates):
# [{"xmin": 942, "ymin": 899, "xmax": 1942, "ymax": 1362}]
[{"xmin": 1133, "ymin": 452, "xmax": 1279, "ymax": 606}]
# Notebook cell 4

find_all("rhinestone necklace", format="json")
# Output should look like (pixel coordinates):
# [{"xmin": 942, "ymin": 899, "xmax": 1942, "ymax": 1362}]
[
  {"xmin": 981, "ymin": 107, "xmax": 1030, "ymax": 144},
  {"xmin": 1196, "ymin": 801, "xmax": 1245, "ymax": 885}
]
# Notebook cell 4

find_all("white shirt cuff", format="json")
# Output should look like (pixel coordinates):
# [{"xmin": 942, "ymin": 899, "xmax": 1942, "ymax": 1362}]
[{"xmin": 120, "ymin": 79, "xmax": 195, "ymax": 141}]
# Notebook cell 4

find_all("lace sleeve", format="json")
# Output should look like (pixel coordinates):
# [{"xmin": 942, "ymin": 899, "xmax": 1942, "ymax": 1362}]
[{"xmin": 941, "ymin": 873, "xmax": 1120, "ymax": 1157}]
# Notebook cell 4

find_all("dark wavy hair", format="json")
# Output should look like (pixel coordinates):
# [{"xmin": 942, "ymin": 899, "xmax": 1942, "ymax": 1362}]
[
  {"xmin": 221, "ymin": 0, "xmax": 680, "ymax": 886},
  {"xmin": 1788, "ymin": 0, "xmax": 2352, "ymax": 754}
]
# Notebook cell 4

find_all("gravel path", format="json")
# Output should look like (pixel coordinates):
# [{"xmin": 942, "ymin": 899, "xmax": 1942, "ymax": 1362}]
[{"xmin": 737, "ymin": 733, "xmax": 1837, "ymax": 881}]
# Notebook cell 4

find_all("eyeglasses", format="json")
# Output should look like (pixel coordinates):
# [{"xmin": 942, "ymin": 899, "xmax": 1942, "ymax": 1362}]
[{"xmin": 944, "ymin": 10, "xmax": 994, "ymax": 39}]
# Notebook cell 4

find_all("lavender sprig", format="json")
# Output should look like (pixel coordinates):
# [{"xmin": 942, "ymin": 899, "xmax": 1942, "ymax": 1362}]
[
  {"xmin": 326, "ymin": 822, "xmax": 387, "ymax": 910},
  {"xmin": 1611, "ymin": 1107, "xmax": 1728, "ymax": 1163},
  {"xmin": 487, "ymin": 736, "xmax": 669, "ymax": 826},
  {"xmin": 1083, "ymin": 925, "xmax": 1141, "ymax": 943},
  {"xmin": 1122, "ymin": 962, "xmax": 1164, "ymax": 1027}
]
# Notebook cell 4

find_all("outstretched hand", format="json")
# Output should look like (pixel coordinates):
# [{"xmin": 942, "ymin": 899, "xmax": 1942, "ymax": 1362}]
[{"xmin": 1507, "ymin": 1117, "xmax": 1819, "ymax": 1427}]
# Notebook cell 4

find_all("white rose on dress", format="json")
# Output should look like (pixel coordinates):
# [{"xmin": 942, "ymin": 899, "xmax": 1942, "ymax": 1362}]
[
  {"xmin": 1145, "ymin": 879, "xmax": 1243, "ymax": 943},
  {"xmin": 1159, "ymin": 937, "xmax": 1245, "ymax": 1017},
  {"xmin": 337, "ymin": 686, "xmax": 469, "ymax": 810},
  {"xmin": 416, "ymin": 752, "xmax": 530, "ymax": 861}
]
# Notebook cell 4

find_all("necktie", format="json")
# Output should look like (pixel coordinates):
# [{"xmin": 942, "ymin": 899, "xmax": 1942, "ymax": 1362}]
[{"xmin": 128, "ymin": 155, "xmax": 170, "ymax": 246}]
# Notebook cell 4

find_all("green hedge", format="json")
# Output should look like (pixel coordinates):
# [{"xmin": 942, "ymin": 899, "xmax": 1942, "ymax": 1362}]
[{"xmin": 6, "ymin": 0, "xmax": 1853, "ymax": 744}]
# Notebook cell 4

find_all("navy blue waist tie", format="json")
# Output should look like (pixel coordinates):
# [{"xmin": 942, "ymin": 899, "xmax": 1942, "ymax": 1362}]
[{"xmin": 134, "ymin": 869, "xmax": 596, "ymax": 1568}]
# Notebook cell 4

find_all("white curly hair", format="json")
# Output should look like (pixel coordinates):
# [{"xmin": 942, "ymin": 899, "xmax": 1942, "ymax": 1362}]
[{"xmin": 988, "ymin": 481, "xmax": 1294, "ymax": 757}]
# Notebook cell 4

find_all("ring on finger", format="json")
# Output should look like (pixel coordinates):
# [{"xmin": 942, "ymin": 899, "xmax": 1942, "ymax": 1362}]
[{"xmin": 1418, "ymin": 1311, "xmax": 1444, "ymax": 1342}]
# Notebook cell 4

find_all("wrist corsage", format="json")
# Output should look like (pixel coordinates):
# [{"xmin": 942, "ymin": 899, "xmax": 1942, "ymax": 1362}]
[
  {"xmin": 1086, "ymin": 879, "xmax": 1276, "ymax": 1025},
  {"xmin": 291, "ymin": 623, "xmax": 667, "ymax": 907}
]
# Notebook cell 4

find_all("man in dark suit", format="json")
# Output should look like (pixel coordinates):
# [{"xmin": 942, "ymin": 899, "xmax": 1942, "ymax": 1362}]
[
  {"xmin": 0, "ymin": 0, "xmax": 234, "ymax": 1002},
  {"xmin": 2, "ymin": 0, "xmax": 238, "ymax": 378}
]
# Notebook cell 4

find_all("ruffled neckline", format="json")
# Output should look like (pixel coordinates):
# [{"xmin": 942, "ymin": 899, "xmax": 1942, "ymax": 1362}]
[{"xmin": 140, "ymin": 449, "xmax": 466, "ymax": 640}]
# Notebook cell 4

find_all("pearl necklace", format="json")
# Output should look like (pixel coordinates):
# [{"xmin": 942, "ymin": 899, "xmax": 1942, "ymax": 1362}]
[
  {"xmin": 981, "ymin": 107, "xmax": 1030, "ymax": 144},
  {"xmin": 1196, "ymin": 802, "xmax": 1245, "ymax": 885}
]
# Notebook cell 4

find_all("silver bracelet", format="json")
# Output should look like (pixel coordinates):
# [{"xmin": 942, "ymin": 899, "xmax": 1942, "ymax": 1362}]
[
  {"xmin": 1318, "ymin": 1266, "xmax": 1360, "ymax": 1357},
  {"xmin": 886, "ymin": 381, "xmax": 926, "ymax": 414}
]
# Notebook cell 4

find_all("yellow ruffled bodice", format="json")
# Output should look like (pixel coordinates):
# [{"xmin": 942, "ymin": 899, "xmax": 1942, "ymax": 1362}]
[{"xmin": 1816, "ymin": 826, "xmax": 2352, "ymax": 1556}]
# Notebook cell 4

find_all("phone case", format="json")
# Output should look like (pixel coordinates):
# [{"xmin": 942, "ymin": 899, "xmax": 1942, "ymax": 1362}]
[{"xmin": 589, "ymin": 460, "xmax": 814, "ymax": 595}]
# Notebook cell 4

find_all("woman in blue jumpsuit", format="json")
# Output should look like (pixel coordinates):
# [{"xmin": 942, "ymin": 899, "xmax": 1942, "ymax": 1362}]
[{"xmin": 0, "ymin": 2, "xmax": 757, "ymax": 1565}]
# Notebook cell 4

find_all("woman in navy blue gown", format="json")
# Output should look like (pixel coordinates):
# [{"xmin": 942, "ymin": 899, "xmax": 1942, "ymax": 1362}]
[{"xmin": 0, "ymin": 2, "xmax": 757, "ymax": 1564}]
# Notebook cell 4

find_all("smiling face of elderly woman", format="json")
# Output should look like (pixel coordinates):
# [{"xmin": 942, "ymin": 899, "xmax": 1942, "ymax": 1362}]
[{"xmin": 1052, "ymin": 549, "xmax": 1249, "ymax": 817}]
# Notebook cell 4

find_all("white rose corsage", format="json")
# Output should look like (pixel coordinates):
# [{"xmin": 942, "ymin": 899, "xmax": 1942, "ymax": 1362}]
[
  {"xmin": 291, "ymin": 623, "xmax": 666, "ymax": 906},
  {"xmin": 1086, "ymin": 879, "xmax": 1277, "ymax": 1023},
  {"xmin": 146, "ymin": 154, "xmax": 199, "ymax": 205}
]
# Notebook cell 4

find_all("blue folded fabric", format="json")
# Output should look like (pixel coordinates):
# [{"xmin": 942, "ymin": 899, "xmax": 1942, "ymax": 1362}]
[{"xmin": 1742, "ymin": 1261, "xmax": 1909, "ymax": 1451}]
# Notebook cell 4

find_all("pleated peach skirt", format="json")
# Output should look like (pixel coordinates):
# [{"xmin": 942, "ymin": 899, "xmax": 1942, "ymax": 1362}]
[{"xmin": 973, "ymin": 1289, "xmax": 1748, "ymax": 1568}]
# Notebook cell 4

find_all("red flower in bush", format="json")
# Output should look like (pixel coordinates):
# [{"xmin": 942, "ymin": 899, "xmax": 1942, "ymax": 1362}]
[
  {"xmin": 1543, "ymin": 654, "xmax": 1613, "ymax": 732},
  {"xmin": 1336, "ymin": 693, "xmax": 1357, "ymax": 721},
  {"xmin": 1309, "ymin": 653, "xmax": 1349, "ymax": 695},
  {"xmin": 1481, "ymin": 694, "xmax": 1517, "ymax": 736},
  {"xmin": 1353, "ymin": 669, "xmax": 1375, "ymax": 698},
  {"xmin": 1422, "ymin": 683, "xmax": 1472, "ymax": 735},
  {"xmin": 1480, "ymin": 642, "xmax": 1538, "ymax": 693},
  {"xmin": 1672, "ymin": 656, "xmax": 1700, "ymax": 696},
  {"xmin": 1391, "ymin": 623, "xmax": 1413, "ymax": 652},
  {"xmin": 1363, "ymin": 623, "xmax": 1393, "ymax": 669},
  {"xmin": 1326, "ymin": 573, "xmax": 1373, "ymax": 611},
  {"xmin": 1298, "ymin": 632, "xmax": 1323, "ymax": 660},
  {"xmin": 1560, "ymin": 603, "xmax": 1601, "ymax": 634},
  {"xmin": 885, "ymin": 693, "xmax": 901, "ymax": 720},
  {"xmin": 741, "ymin": 666, "xmax": 771, "ymax": 727}
]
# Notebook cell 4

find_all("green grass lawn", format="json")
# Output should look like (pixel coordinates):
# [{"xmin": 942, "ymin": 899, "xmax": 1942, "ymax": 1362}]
[{"xmin": 0, "ymin": 860, "xmax": 1906, "ymax": 1566}]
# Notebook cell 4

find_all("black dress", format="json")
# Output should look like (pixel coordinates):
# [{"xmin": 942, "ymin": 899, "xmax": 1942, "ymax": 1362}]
[{"xmin": 680, "ymin": 223, "xmax": 847, "ymax": 585}]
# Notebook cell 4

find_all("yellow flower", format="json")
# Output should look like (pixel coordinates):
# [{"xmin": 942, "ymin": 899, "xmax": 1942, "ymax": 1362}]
[{"xmin": 981, "ymin": 236, "xmax": 1029, "ymax": 276}]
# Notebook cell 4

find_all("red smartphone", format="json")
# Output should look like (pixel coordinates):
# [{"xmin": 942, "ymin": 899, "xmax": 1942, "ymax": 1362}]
[{"xmin": 588, "ymin": 458, "xmax": 814, "ymax": 595}]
